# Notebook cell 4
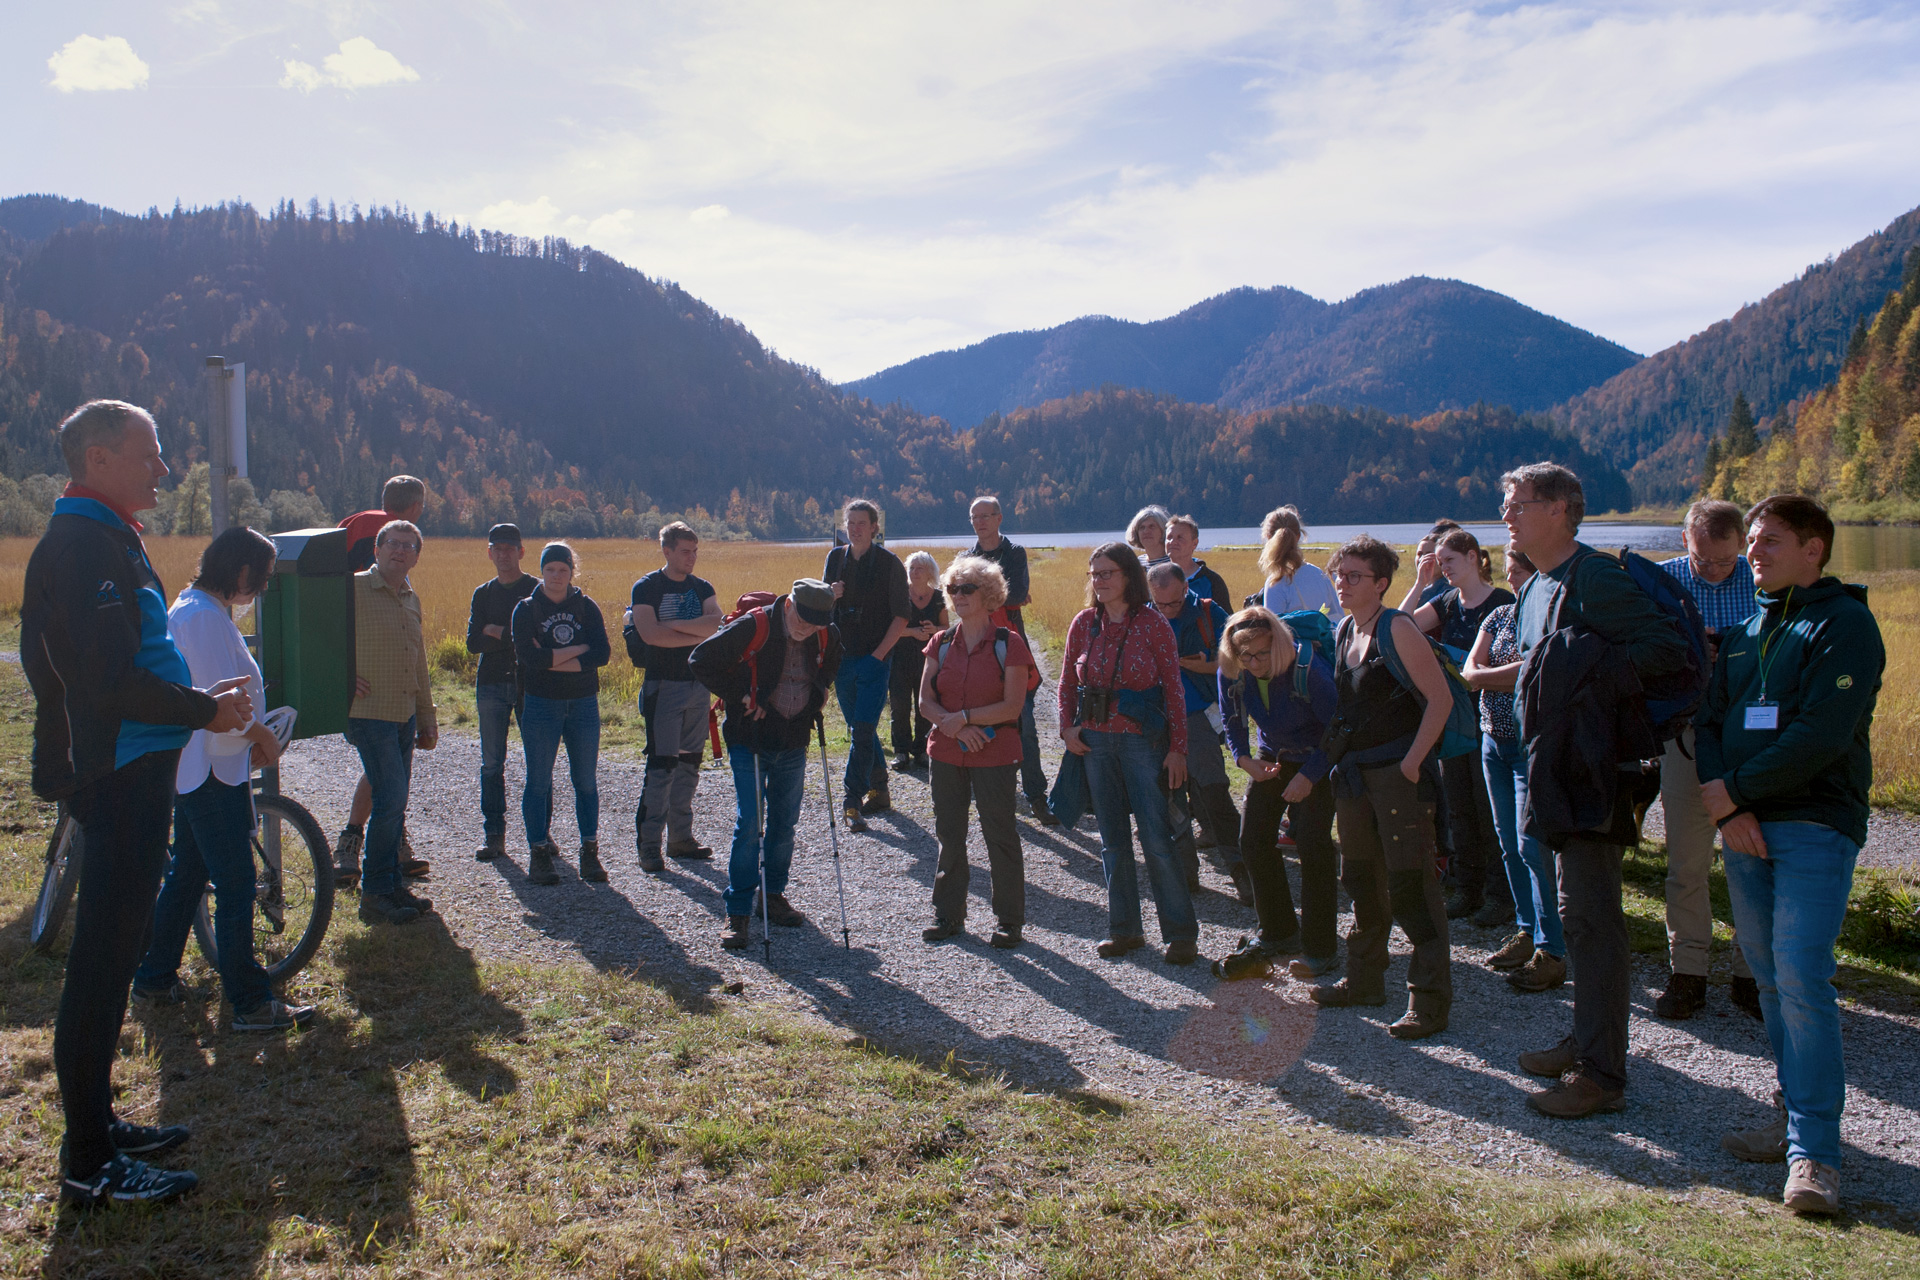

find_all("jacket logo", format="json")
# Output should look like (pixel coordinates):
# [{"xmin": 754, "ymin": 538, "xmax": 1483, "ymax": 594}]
[
  {"xmin": 1837, "ymin": 674, "xmax": 1854, "ymax": 689},
  {"xmin": 550, "ymin": 621, "xmax": 577, "ymax": 645},
  {"xmin": 94, "ymin": 580, "xmax": 122, "ymax": 607}
]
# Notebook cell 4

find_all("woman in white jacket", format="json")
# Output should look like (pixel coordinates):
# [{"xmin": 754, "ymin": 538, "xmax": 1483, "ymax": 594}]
[{"xmin": 131, "ymin": 528, "xmax": 316, "ymax": 1032}]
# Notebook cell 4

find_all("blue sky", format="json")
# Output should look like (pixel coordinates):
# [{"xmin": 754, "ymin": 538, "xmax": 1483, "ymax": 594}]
[{"xmin": 8, "ymin": 2, "xmax": 1920, "ymax": 383}]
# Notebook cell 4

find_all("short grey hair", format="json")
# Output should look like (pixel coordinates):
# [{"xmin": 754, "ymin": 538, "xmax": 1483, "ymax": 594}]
[
  {"xmin": 969, "ymin": 495, "xmax": 1001, "ymax": 517},
  {"xmin": 1146, "ymin": 561, "xmax": 1187, "ymax": 590},
  {"xmin": 58, "ymin": 400, "xmax": 154, "ymax": 479},
  {"xmin": 1500, "ymin": 462, "xmax": 1585, "ymax": 531},
  {"xmin": 1126, "ymin": 504, "xmax": 1171, "ymax": 551},
  {"xmin": 1683, "ymin": 499, "xmax": 1745, "ymax": 543}
]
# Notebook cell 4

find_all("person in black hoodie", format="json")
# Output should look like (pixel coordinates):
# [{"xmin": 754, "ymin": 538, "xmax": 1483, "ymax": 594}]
[
  {"xmin": 466, "ymin": 524, "xmax": 537, "ymax": 862},
  {"xmin": 691, "ymin": 580, "xmax": 842, "ymax": 951},
  {"xmin": 511, "ymin": 542, "xmax": 612, "ymax": 886}
]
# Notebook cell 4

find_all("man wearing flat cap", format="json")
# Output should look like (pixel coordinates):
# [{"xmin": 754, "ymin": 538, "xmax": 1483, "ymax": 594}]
[{"xmin": 691, "ymin": 580, "xmax": 842, "ymax": 950}]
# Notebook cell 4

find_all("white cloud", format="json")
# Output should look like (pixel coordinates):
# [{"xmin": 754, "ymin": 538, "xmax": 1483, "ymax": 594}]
[
  {"xmin": 689, "ymin": 205, "xmax": 729, "ymax": 223},
  {"xmin": 170, "ymin": 1, "xmax": 219, "ymax": 23},
  {"xmin": 47, "ymin": 35, "xmax": 150, "ymax": 93},
  {"xmin": 281, "ymin": 37, "xmax": 419, "ymax": 92}
]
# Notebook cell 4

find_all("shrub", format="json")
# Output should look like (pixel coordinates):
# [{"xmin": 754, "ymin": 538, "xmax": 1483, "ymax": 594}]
[{"xmin": 431, "ymin": 633, "xmax": 475, "ymax": 677}]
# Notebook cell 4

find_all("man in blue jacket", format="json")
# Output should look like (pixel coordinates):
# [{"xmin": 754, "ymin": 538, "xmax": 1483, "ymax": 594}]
[
  {"xmin": 1696, "ymin": 495, "xmax": 1883, "ymax": 1217},
  {"xmin": 23, "ymin": 400, "xmax": 254, "ymax": 1208}
]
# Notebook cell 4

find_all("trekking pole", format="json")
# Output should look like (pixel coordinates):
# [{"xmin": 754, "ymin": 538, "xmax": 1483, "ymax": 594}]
[
  {"xmin": 816, "ymin": 716, "xmax": 853, "ymax": 950},
  {"xmin": 754, "ymin": 752, "xmax": 771, "ymax": 965}
]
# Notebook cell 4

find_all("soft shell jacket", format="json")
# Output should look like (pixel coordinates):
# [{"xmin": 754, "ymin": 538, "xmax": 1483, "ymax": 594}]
[
  {"xmin": 690, "ymin": 597, "xmax": 843, "ymax": 753},
  {"xmin": 1694, "ymin": 577, "xmax": 1883, "ymax": 847},
  {"xmin": 1518, "ymin": 627, "xmax": 1660, "ymax": 849},
  {"xmin": 1219, "ymin": 656, "xmax": 1338, "ymax": 782},
  {"xmin": 22, "ymin": 500, "xmax": 216, "ymax": 799}
]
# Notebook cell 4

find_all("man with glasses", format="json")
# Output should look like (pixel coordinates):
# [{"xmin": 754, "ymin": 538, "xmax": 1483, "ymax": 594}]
[
  {"xmin": 1654, "ymin": 500, "xmax": 1759, "ymax": 1020},
  {"xmin": 966, "ymin": 496, "xmax": 1057, "ymax": 823},
  {"xmin": 1502, "ymin": 464, "xmax": 1688, "ymax": 1118}
]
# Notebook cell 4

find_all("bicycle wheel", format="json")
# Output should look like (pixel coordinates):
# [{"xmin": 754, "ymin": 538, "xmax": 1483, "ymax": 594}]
[
  {"xmin": 30, "ymin": 805, "xmax": 82, "ymax": 956},
  {"xmin": 192, "ymin": 794, "xmax": 335, "ymax": 984}
]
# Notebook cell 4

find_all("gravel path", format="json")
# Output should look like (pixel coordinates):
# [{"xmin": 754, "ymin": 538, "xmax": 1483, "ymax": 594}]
[{"xmin": 278, "ymin": 705, "xmax": 1920, "ymax": 1218}]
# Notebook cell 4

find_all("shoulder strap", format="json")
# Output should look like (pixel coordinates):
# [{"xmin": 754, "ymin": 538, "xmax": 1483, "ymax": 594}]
[
  {"xmin": 1373, "ymin": 607, "xmax": 1416, "ymax": 695},
  {"xmin": 993, "ymin": 626, "xmax": 1010, "ymax": 675},
  {"xmin": 1196, "ymin": 603, "xmax": 1217, "ymax": 652},
  {"xmin": 1290, "ymin": 642, "xmax": 1313, "ymax": 700},
  {"xmin": 936, "ymin": 623, "xmax": 961, "ymax": 671}
]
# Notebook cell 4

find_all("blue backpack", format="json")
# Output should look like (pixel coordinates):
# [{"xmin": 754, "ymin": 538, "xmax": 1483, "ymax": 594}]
[
  {"xmin": 1279, "ymin": 608, "xmax": 1336, "ymax": 701},
  {"xmin": 1361, "ymin": 607, "xmax": 1481, "ymax": 759}
]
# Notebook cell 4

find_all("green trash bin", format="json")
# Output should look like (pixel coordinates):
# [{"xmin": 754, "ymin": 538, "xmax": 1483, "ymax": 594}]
[{"xmin": 260, "ymin": 527, "xmax": 355, "ymax": 740}]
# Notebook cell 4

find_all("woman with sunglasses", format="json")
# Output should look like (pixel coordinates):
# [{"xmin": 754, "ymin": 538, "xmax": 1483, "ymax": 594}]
[
  {"xmin": 918, "ymin": 556, "xmax": 1032, "ymax": 948},
  {"xmin": 1059, "ymin": 542, "xmax": 1198, "ymax": 964}
]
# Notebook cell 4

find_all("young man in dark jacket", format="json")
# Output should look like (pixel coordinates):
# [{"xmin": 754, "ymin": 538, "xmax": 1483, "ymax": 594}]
[
  {"xmin": 1696, "ymin": 495, "xmax": 1883, "ymax": 1217},
  {"xmin": 823, "ymin": 500, "xmax": 910, "ymax": 828},
  {"xmin": 23, "ymin": 400, "xmax": 254, "ymax": 1208},
  {"xmin": 1503, "ymin": 462, "xmax": 1689, "ymax": 1118},
  {"xmin": 466, "ymin": 524, "xmax": 537, "ymax": 862},
  {"xmin": 691, "ymin": 580, "xmax": 842, "ymax": 950}
]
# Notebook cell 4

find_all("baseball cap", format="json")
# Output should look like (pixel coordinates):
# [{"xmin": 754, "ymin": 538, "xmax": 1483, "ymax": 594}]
[{"xmin": 487, "ymin": 523, "xmax": 523, "ymax": 546}]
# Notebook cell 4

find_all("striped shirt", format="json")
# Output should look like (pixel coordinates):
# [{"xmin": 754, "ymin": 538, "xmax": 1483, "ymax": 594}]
[
  {"xmin": 1658, "ymin": 555, "xmax": 1758, "ymax": 633},
  {"xmin": 351, "ymin": 568, "xmax": 437, "ymax": 731}
]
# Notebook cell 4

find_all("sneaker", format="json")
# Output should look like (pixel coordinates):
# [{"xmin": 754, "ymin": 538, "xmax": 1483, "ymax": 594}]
[
  {"xmin": 1655, "ymin": 972, "xmax": 1708, "ymax": 1019},
  {"xmin": 358, "ymin": 893, "xmax": 420, "ymax": 926},
  {"xmin": 843, "ymin": 804, "xmax": 869, "ymax": 834},
  {"xmin": 232, "ymin": 998, "xmax": 318, "ymax": 1033},
  {"xmin": 1518, "ymin": 1036, "xmax": 1580, "ymax": 1078},
  {"xmin": 1288, "ymin": 954, "xmax": 1339, "ymax": 980},
  {"xmin": 1389, "ymin": 1005, "xmax": 1448, "ymax": 1040},
  {"xmin": 62, "ymin": 1153, "xmax": 198, "ymax": 1209},
  {"xmin": 1094, "ymin": 935, "xmax": 1147, "ymax": 960},
  {"xmin": 1471, "ymin": 897, "xmax": 1516, "ymax": 929},
  {"xmin": 922, "ymin": 919, "xmax": 963, "ymax": 943},
  {"xmin": 1212, "ymin": 936, "xmax": 1273, "ymax": 981},
  {"xmin": 108, "ymin": 1121, "xmax": 189, "ymax": 1157},
  {"xmin": 1163, "ymin": 939, "xmax": 1199, "ymax": 965},
  {"xmin": 637, "ymin": 844, "xmax": 666, "ymax": 874},
  {"xmin": 1722, "ymin": 1092, "xmax": 1789, "ymax": 1163},
  {"xmin": 130, "ymin": 980, "xmax": 201, "ymax": 1007},
  {"xmin": 758, "ymin": 893, "xmax": 806, "ymax": 927},
  {"xmin": 1526, "ymin": 1067, "xmax": 1625, "ymax": 1118},
  {"xmin": 399, "ymin": 831, "xmax": 429, "ymax": 879},
  {"xmin": 332, "ymin": 826, "xmax": 364, "ymax": 887},
  {"xmin": 475, "ymin": 831, "xmax": 505, "ymax": 862},
  {"xmin": 1444, "ymin": 889, "xmax": 1483, "ymax": 919},
  {"xmin": 391, "ymin": 884, "xmax": 434, "ymax": 915},
  {"xmin": 990, "ymin": 923, "xmax": 1022, "ymax": 949},
  {"xmin": 1730, "ymin": 974, "xmax": 1764, "ymax": 1021},
  {"xmin": 860, "ymin": 790, "xmax": 893, "ymax": 816},
  {"xmin": 578, "ymin": 841, "xmax": 608, "ymax": 883},
  {"xmin": 1486, "ymin": 931, "xmax": 1535, "ymax": 971},
  {"xmin": 1310, "ymin": 979, "xmax": 1387, "ymax": 1008},
  {"xmin": 1783, "ymin": 1158, "xmax": 1840, "ymax": 1215},
  {"xmin": 527, "ymin": 842, "xmax": 561, "ymax": 886},
  {"xmin": 1507, "ymin": 950, "xmax": 1567, "ymax": 992},
  {"xmin": 720, "ymin": 915, "xmax": 750, "ymax": 950},
  {"xmin": 666, "ymin": 840, "xmax": 714, "ymax": 861}
]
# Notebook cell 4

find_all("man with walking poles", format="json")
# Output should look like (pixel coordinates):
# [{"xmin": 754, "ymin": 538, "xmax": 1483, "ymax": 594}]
[{"xmin": 691, "ymin": 580, "xmax": 842, "ymax": 952}]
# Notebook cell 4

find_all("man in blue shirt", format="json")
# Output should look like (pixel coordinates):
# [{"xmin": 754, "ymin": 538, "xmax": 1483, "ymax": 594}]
[
  {"xmin": 1654, "ymin": 500, "xmax": 1760, "ymax": 1021},
  {"xmin": 1149, "ymin": 563, "xmax": 1243, "ymax": 898}
]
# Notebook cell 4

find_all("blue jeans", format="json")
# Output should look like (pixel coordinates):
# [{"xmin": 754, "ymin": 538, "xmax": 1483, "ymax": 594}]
[
  {"xmin": 520, "ymin": 693, "xmax": 600, "ymax": 846},
  {"xmin": 477, "ymin": 681, "xmax": 517, "ymax": 839},
  {"xmin": 725, "ymin": 745, "xmax": 809, "ymax": 917},
  {"xmin": 1082, "ymin": 728, "xmax": 1196, "ymax": 944},
  {"xmin": 1725, "ymin": 822, "xmax": 1860, "ymax": 1169},
  {"xmin": 1481, "ymin": 734, "xmax": 1565, "ymax": 956},
  {"xmin": 1018, "ymin": 690, "xmax": 1049, "ymax": 807},
  {"xmin": 835, "ymin": 652, "xmax": 892, "ymax": 803},
  {"xmin": 135, "ymin": 778, "xmax": 273, "ymax": 1015},
  {"xmin": 345, "ymin": 716, "xmax": 415, "ymax": 896}
]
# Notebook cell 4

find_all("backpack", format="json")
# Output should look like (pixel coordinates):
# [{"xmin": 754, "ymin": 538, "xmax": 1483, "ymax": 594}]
[
  {"xmin": 1562, "ymin": 548, "xmax": 1711, "ymax": 741},
  {"xmin": 1357, "ymin": 607, "xmax": 1480, "ymax": 759},
  {"xmin": 706, "ymin": 591, "xmax": 781, "ymax": 755},
  {"xmin": 1278, "ymin": 609, "xmax": 1335, "ymax": 700},
  {"xmin": 937, "ymin": 624, "xmax": 1040, "ymax": 695}
]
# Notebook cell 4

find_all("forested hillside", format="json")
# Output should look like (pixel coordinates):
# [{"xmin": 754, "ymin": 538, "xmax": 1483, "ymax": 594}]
[
  {"xmin": 1556, "ymin": 204, "xmax": 1920, "ymax": 504},
  {"xmin": 847, "ymin": 278, "xmax": 1640, "ymax": 427},
  {"xmin": 1700, "ymin": 248, "xmax": 1920, "ymax": 517}
]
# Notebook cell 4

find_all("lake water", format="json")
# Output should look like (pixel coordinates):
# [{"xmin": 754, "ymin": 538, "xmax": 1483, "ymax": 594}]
[{"xmin": 882, "ymin": 521, "xmax": 1920, "ymax": 574}]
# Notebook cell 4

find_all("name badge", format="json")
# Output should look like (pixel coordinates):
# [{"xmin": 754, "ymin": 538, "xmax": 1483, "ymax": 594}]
[{"xmin": 1744, "ymin": 703, "xmax": 1779, "ymax": 731}]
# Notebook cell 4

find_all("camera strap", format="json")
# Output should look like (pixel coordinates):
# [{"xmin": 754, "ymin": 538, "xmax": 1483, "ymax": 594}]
[{"xmin": 1086, "ymin": 608, "xmax": 1133, "ymax": 721}]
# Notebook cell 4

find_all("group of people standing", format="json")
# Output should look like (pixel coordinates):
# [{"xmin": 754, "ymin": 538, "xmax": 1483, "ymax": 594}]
[{"xmin": 21, "ymin": 397, "xmax": 1885, "ymax": 1222}]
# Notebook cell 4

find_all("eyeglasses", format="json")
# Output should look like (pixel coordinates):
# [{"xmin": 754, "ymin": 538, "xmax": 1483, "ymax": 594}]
[
  {"xmin": 383, "ymin": 541, "xmax": 422, "ymax": 553},
  {"xmin": 1331, "ymin": 570, "xmax": 1381, "ymax": 584},
  {"xmin": 945, "ymin": 582, "xmax": 983, "ymax": 596},
  {"xmin": 1086, "ymin": 568, "xmax": 1120, "ymax": 582},
  {"xmin": 1690, "ymin": 554, "xmax": 1740, "ymax": 570},
  {"xmin": 1500, "ymin": 499, "xmax": 1553, "ymax": 517}
]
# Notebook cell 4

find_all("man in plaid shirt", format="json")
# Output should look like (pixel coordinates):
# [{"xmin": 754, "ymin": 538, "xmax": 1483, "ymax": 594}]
[{"xmin": 1655, "ymin": 499, "xmax": 1759, "ymax": 1020}]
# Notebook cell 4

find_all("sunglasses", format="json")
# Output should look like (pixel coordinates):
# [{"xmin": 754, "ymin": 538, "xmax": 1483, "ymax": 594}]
[{"xmin": 945, "ymin": 582, "xmax": 983, "ymax": 596}]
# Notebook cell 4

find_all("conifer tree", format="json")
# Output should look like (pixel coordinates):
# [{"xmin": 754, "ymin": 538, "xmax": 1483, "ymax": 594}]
[{"xmin": 1724, "ymin": 393, "xmax": 1760, "ymax": 457}]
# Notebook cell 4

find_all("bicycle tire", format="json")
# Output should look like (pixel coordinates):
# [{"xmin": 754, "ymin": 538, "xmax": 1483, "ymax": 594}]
[
  {"xmin": 30, "ymin": 807, "xmax": 82, "ymax": 956},
  {"xmin": 192, "ymin": 793, "xmax": 335, "ymax": 984}
]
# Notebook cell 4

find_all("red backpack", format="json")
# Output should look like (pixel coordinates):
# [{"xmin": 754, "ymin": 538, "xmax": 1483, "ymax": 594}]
[{"xmin": 708, "ymin": 591, "xmax": 779, "ymax": 756}]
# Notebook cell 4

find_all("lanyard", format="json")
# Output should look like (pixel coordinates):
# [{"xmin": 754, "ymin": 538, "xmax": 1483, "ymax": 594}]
[{"xmin": 1754, "ymin": 585, "xmax": 1795, "ymax": 702}]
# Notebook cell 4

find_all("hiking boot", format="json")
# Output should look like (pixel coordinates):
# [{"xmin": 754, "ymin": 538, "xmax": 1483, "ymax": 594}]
[
  {"xmin": 1389, "ymin": 1004, "xmax": 1449, "ymax": 1040},
  {"xmin": 332, "ymin": 826, "xmax": 363, "ymax": 887},
  {"xmin": 358, "ymin": 893, "xmax": 420, "ymax": 926},
  {"xmin": 1507, "ymin": 950, "xmax": 1567, "ymax": 992},
  {"xmin": 1722, "ymin": 1091, "xmax": 1789, "ymax": 1163},
  {"xmin": 1472, "ymin": 896, "xmax": 1516, "ymax": 929},
  {"xmin": 1527, "ymin": 1067, "xmax": 1625, "ymax": 1118},
  {"xmin": 1444, "ymin": 888, "xmax": 1483, "ymax": 919},
  {"xmin": 1784, "ymin": 1158, "xmax": 1841, "ymax": 1215},
  {"xmin": 475, "ymin": 831, "xmax": 505, "ymax": 862},
  {"xmin": 1289, "ymin": 954, "xmax": 1339, "ymax": 979},
  {"xmin": 720, "ymin": 915, "xmax": 751, "ymax": 950},
  {"xmin": 391, "ymin": 884, "xmax": 434, "ymax": 915},
  {"xmin": 232, "ymin": 998, "xmax": 318, "ymax": 1033},
  {"xmin": 637, "ymin": 844, "xmax": 666, "ymax": 873},
  {"xmin": 578, "ymin": 841, "xmax": 608, "ymax": 883},
  {"xmin": 62, "ymin": 1153, "xmax": 198, "ymax": 1209},
  {"xmin": 990, "ymin": 923, "xmax": 1022, "ymax": 949},
  {"xmin": 1032, "ymin": 805, "xmax": 1061, "ymax": 827},
  {"xmin": 1518, "ymin": 1035, "xmax": 1579, "ymax": 1078},
  {"xmin": 922, "ymin": 918, "xmax": 964, "ymax": 943},
  {"xmin": 527, "ymin": 843, "xmax": 561, "ymax": 886},
  {"xmin": 759, "ymin": 893, "xmax": 806, "ymax": 927},
  {"xmin": 891, "ymin": 756, "xmax": 915, "ymax": 774},
  {"xmin": 1228, "ymin": 864, "xmax": 1255, "ymax": 907},
  {"xmin": 667, "ymin": 840, "xmax": 714, "ymax": 861},
  {"xmin": 1310, "ymin": 979, "xmax": 1387, "ymax": 1008},
  {"xmin": 1655, "ymin": 972, "xmax": 1708, "ymax": 1020},
  {"xmin": 130, "ymin": 980, "xmax": 203, "ymax": 1007},
  {"xmin": 1487, "ymin": 931, "xmax": 1535, "ymax": 971},
  {"xmin": 1164, "ymin": 939, "xmax": 1199, "ymax": 965},
  {"xmin": 1095, "ymin": 935, "xmax": 1147, "ymax": 960},
  {"xmin": 1212, "ymin": 936, "xmax": 1273, "ymax": 981},
  {"xmin": 400, "ymin": 830, "xmax": 430, "ymax": 879},
  {"xmin": 1730, "ymin": 975, "xmax": 1764, "ymax": 1021},
  {"xmin": 844, "ymin": 804, "xmax": 869, "ymax": 833},
  {"xmin": 108, "ymin": 1122, "xmax": 189, "ymax": 1157},
  {"xmin": 860, "ymin": 789, "xmax": 892, "ymax": 815}
]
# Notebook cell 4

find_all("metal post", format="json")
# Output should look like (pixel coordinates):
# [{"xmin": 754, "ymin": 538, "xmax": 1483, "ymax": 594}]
[{"xmin": 205, "ymin": 357, "xmax": 230, "ymax": 534}]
